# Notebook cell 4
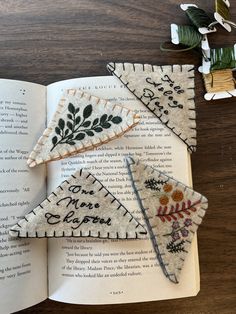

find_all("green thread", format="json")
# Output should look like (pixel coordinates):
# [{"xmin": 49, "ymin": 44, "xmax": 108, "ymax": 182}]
[
  {"xmin": 210, "ymin": 47, "xmax": 236, "ymax": 71},
  {"xmin": 216, "ymin": 0, "xmax": 230, "ymax": 20},
  {"xmin": 185, "ymin": 6, "xmax": 213, "ymax": 29},
  {"xmin": 160, "ymin": 25, "xmax": 203, "ymax": 52}
]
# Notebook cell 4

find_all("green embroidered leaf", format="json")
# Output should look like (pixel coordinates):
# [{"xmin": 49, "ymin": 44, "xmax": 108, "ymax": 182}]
[
  {"xmin": 75, "ymin": 116, "xmax": 81, "ymax": 125},
  {"xmin": 111, "ymin": 116, "xmax": 122, "ymax": 124},
  {"xmin": 75, "ymin": 107, "xmax": 80, "ymax": 114},
  {"xmin": 65, "ymin": 129, "xmax": 69, "ymax": 136},
  {"xmin": 58, "ymin": 119, "xmax": 65, "ymax": 130},
  {"xmin": 102, "ymin": 122, "xmax": 111, "ymax": 129},
  {"xmin": 100, "ymin": 114, "xmax": 108, "ymax": 124},
  {"xmin": 68, "ymin": 103, "xmax": 75, "ymax": 114},
  {"xmin": 85, "ymin": 130, "xmax": 94, "ymax": 137},
  {"xmin": 92, "ymin": 118, "xmax": 99, "ymax": 126},
  {"xmin": 94, "ymin": 127, "xmax": 103, "ymax": 132},
  {"xmin": 83, "ymin": 105, "xmax": 92, "ymax": 119},
  {"xmin": 68, "ymin": 141, "xmax": 76, "ymax": 145},
  {"xmin": 52, "ymin": 136, "xmax": 58, "ymax": 145},
  {"xmin": 108, "ymin": 115, "xmax": 113, "ymax": 121},
  {"xmin": 75, "ymin": 133, "xmax": 85, "ymax": 140},
  {"xmin": 68, "ymin": 134, "xmax": 74, "ymax": 140},
  {"xmin": 82, "ymin": 121, "xmax": 91, "ymax": 128},
  {"xmin": 67, "ymin": 121, "xmax": 73, "ymax": 130},
  {"xmin": 55, "ymin": 127, "xmax": 61, "ymax": 135},
  {"xmin": 67, "ymin": 114, "xmax": 73, "ymax": 120}
]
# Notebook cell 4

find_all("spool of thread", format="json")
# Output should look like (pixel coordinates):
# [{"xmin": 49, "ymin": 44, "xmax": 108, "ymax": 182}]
[
  {"xmin": 203, "ymin": 69, "xmax": 235, "ymax": 93},
  {"xmin": 160, "ymin": 25, "xmax": 203, "ymax": 52},
  {"xmin": 185, "ymin": 6, "xmax": 214, "ymax": 30},
  {"xmin": 210, "ymin": 47, "xmax": 236, "ymax": 71},
  {"xmin": 212, "ymin": 0, "xmax": 236, "ymax": 31},
  {"xmin": 215, "ymin": 0, "xmax": 230, "ymax": 20}
]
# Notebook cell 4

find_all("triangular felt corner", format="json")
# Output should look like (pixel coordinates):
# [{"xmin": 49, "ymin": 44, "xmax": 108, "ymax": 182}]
[
  {"xmin": 107, "ymin": 62, "xmax": 197, "ymax": 152},
  {"xmin": 27, "ymin": 89, "xmax": 140, "ymax": 167},
  {"xmin": 126, "ymin": 157, "xmax": 208, "ymax": 283},
  {"xmin": 9, "ymin": 168, "xmax": 147, "ymax": 239}
]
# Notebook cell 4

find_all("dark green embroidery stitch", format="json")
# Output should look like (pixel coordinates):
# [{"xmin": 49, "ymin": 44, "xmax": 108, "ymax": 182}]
[
  {"xmin": 166, "ymin": 240, "xmax": 187, "ymax": 254},
  {"xmin": 51, "ymin": 103, "xmax": 122, "ymax": 151},
  {"xmin": 144, "ymin": 178, "xmax": 168, "ymax": 191}
]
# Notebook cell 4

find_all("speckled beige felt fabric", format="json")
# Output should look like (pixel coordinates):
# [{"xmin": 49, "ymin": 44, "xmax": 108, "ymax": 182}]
[
  {"xmin": 107, "ymin": 62, "xmax": 196, "ymax": 152},
  {"xmin": 126, "ymin": 157, "xmax": 208, "ymax": 283},
  {"xmin": 9, "ymin": 168, "xmax": 147, "ymax": 239},
  {"xmin": 27, "ymin": 89, "xmax": 140, "ymax": 167}
]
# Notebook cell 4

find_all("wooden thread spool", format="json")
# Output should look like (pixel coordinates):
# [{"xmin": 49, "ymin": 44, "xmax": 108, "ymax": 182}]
[{"xmin": 203, "ymin": 69, "xmax": 235, "ymax": 93}]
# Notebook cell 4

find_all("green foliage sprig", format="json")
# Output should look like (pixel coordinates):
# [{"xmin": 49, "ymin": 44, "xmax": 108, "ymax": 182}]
[{"xmin": 51, "ymin": 103, "xmax": 122, "ymax": 151}]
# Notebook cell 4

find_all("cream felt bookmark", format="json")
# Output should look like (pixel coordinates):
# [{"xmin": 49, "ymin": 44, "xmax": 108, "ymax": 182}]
[
  {"xmin": 126, "ymin": 157, "xmax": 208, "ymax": 284},
  {"xmin": 9, "ymin": 169, "xmax": 147, "ymax": 239},
  {"xmin": 27, "ymin": 89, "xmax": 140, "ymax": 167},
  {"xmin": 107, "ymin": 62, "xmax": 196, "ymax": 152}
]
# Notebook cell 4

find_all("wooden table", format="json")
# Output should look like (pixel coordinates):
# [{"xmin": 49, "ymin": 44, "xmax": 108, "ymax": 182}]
[{"xmin": 1, "ymin": 0, "xmax": 235, "ymax": 313}]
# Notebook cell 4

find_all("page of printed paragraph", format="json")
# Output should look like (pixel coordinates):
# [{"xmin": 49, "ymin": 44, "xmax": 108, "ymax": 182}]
[
  {"xmin": 0, "ymin": 80, "xmax": 48, "ymax": 314},
  {"xmin": 46, "ymin": 76, "xmax": 199, "ymax": 304}
]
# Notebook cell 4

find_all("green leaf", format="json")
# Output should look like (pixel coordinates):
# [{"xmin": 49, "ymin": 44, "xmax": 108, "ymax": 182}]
[
  {"xmin": 102, "ymin": 122, "xmax": 111, "ymax": 129},
  {"xmin": 75, "ymin": 133, "xmax": 85, "ymax": 140},
  {"xmin": 67, "ymin": 114, "xmax": 73, "ymax": 120},
  {"xmin": 83, "ymin": 105, "xmax": 92, "ymax": 119},
  {"xmin": 68, "ymin": 103, "xmax": 75, "ymax": 114},
  {"xmin": 108, "ymin": 115, "xmax": 113, "ymax": 121},
  {"xmin": 111, "ymin": 116, "xmax": 122, "ymax": 124},
  {"xmin": 100, "ymin": 114, "xmax": 108, "ymax": 124},
  {"xmin": 94, "ymin": 127, "xmax": 103, "ymax": 132},
  {"xmin": 75, "ymin": 116, "xmax": 81, "ymax": 125},
  {"xmin": 52, "ymin": 136, "xmax": 58, "ymax": 145},
  {"xmin": 82, "ymin": 120, "xmax": 91, "ymax": 128},
  {"xmin": 92, "ymin": 118, "xmax": 99, "ymax": 126},
  {"xmin": 68, "ymin": 134, "xmax": 74, "ymax": 140},
  {"xmin": 58, "ymin": 118, "xmax": 65, "ymax": 130},
  {"xmin": 85, "ymin": 130, "xmax": 94, "ymax": 137},
  {"xmin": 75, "ymin": 107, "xmax": 80, "ymax": 114},
  {"xmin": 67, "ymin": 121, "xmax": 73, "ymax": 130},
  {"xmin": 55, "ymin": 127, "xmax": 61, "ymax": 135},
  {"xmin": 68, "ymin": 141, "xmax": 76, "ymax": 145},
  {"xmin": 65, "ymin": 129, "xmax": 69, "ymax": 136}
]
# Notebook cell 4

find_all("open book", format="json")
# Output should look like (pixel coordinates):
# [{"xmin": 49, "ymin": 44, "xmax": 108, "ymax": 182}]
[{"xmin": 0, "ymin": 76, "xmax": 199, "ymax": 314}]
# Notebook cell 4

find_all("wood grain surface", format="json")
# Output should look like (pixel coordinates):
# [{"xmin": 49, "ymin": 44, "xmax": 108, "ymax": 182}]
[{"xmin": 0, "ymin": 0, "xmax": 235, "ymax": 313}]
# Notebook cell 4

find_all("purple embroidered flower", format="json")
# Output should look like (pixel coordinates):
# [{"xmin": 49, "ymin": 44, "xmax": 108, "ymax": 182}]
[
  {"xmin": 172, "ymin": 221, "xmax": 180, "ymax": 229},
  {"xmin": 172, "ymin": 232, "xmax": 180, "ymax": 241},
  {"xmin": 184, "ymin": 218, "xmax": 192, "ymax": 227},
  {"xmin": 181, "ymin": 228, "xmax": 189, "ymax": 237}
]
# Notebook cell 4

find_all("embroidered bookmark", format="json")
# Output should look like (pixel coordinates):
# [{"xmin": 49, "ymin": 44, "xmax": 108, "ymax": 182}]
[
  {"xmin": 126, "ymin": 157, "xmax": 208, "ymax": 283},
  {"xmin": 107, "ymin": 62, "xmax": 196, "ymax": 152},
  {"xmin": 9, "ymin": 169, "xmax": 147, "ymax": 239},
  {"xmin": 27, "ymin": 89, "xmax": 140, "ymax": 167}
]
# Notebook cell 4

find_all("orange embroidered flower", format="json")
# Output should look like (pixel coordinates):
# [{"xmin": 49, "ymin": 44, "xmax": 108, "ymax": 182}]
[
  {"xmin": 159, "ymin": 195, "xmax": 169, "ymax": 205},
  {"xmin": 171, "ymin": 190, "xmax": 184, "ymax": 202},
  {"xmin": 163, "ymin": 183, "xmax": 173, "ymax": 193}
]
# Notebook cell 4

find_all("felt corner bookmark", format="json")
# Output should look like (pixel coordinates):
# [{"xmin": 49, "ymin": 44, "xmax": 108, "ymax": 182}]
[
  {"xmin": 126, "ymin": 157, "xmax": 208, "ymax": 284},
  {"xmin": 27, "ymin": 89, "xmax": 140, "ymax": 167},
  {"xmin": 9, "ymin": 168, "xmax": 147, "ymax": 239},
  {"xmin": 107, "ymin": 62, "xmax": 197, "ymax": 152}
]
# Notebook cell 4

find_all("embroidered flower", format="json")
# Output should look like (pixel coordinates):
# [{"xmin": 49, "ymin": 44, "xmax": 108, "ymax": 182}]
[
  {"xmin": 184, "ymin": 218, "xmax": 192, "ymax": 227},
  {"xmin": 181, "ymin": 228, "xmax": 189, "ymax": 237},
  {"xmin": 172, "ymin": 221, "xmax": 180, "ymax": 229},
  {"xmin": 172, "ymin": 232, "xmax": 180, "ymax": 241}
]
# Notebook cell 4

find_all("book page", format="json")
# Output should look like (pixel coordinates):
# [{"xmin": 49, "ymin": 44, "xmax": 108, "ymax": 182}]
[
  {"xmin": 0, "ymin": 80, "xmax": 48, "ymax": 313},
  {"xmin": 46, "ymin": 76, "xmax": 199, "ymax": 304}
]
